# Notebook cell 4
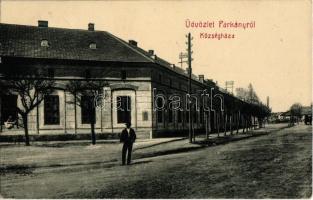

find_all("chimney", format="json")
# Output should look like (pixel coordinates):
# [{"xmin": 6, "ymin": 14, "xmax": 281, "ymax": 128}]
[
  {"xmin": 38, "ymin": 20, "xmax": 48, "ymax": 27},
  {"xmin": 185, "ymin": 67, "xmax": 191, "ymax": 75},
  {"xmin": 199, "ymin": 75, "xmax": 204, "ymax": 83},
  {"xmin": 88, "ymin": 23, "xmax": 95, "ymax": 31},
  {"xmin": 148, "ymin": 50, "xmax": 154, "ymax": 56},
  {"xmin": 129, "ymin": 40, "xmax": 137, "ymax": 47}
]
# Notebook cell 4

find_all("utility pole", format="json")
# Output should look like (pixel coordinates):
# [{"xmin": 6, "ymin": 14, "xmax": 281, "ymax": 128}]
[
  {"xmin": 186, "ymin": 33, "xmax": 193, "ymax": 143},
  {"xmin": 178, "ymin": 52, "xmax": 188, "ymax": 68},
  {"xmin": 225, "ymin": 81, "xmax": 234, "ymax": 94}
]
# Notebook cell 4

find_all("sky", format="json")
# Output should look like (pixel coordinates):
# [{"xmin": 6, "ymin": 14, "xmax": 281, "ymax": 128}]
[{"xmin": 0, "ymin": 0, "xmax": 311, "ymax": 112}]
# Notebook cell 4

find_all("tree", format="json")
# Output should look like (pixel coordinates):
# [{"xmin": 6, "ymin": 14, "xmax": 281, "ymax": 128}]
[
  {"xmin": 290, "ymin": 103, "xmax": 303, "ymax": 124},
  {"xmin": 0, "ymin": 72, "xmax": 55, "ymax": 146},
  {"xmin": 235, "ymin": 83, "xmax": 260, "ymax": 104},
  {"xmin": 66, "ymin": 80, "xmax": 107, "ymax": 145}
]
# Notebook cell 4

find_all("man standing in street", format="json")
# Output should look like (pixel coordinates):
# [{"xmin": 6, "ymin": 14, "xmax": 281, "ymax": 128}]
[{"xmin": 120, "ymin": 122, "xmax": 136, "ymax": 165}]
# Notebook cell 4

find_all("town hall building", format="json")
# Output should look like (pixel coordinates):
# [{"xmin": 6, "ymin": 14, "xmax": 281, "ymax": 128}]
[{"xmin": 0, "ymin": 21, "xmax": 270, "ymax": 139}]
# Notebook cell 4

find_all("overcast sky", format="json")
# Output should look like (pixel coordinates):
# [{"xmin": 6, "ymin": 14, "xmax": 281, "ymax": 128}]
[{"xmin": 1, "ymin": 0, "xmax": 311, "ymax": 112}]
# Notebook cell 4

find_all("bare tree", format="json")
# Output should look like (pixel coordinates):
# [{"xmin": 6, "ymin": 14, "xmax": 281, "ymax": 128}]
[
  {"xmin": 0, "ymin": 73, "xmax": 55, "ymax": 146},
  {"xmin": 66, "ymin": 80, "xmax": 107, "ymax": 145}
]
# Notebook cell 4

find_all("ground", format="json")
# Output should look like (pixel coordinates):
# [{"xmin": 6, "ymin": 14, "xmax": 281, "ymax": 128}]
[{"xmin": 0, "ymin": 124, "xmax": 311, "ymax": 198}]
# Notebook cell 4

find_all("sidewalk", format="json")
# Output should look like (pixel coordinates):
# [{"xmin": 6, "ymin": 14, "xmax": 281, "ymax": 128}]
[
  {"xmin": 196, "ymin": 123, "xmax": 288, "ymax": 144},
  {"xmin": 0, "ymin": 123, "xmax": 289, "ymax": 172}
]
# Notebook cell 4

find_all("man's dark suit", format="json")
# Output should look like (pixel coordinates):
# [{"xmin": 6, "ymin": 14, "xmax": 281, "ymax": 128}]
[{"xmin": 120, "ymin": 128, "xmax": 136, "ymax": 165}]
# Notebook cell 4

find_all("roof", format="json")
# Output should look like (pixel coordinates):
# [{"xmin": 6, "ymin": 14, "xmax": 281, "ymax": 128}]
[
  {"xmin": 0, "ymin": 23, "xmax": 153, "ymax": 63},
  {"xmin": 0, "ymin": 22, "xmax": 206, "ymax": 82}
]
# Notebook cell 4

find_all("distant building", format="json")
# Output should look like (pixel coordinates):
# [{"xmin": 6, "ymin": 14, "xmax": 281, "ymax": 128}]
[{"xmin": 268, "ymin": 112, "xmax": 289, "ymax": 123}]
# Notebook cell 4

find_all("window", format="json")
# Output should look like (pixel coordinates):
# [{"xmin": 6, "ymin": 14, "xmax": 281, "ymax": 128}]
[
  {"xmin": 142, "ymin": 111, "xmax": 148, "ymax": 121},
  {"xmin": 48, "ymin": 68, "xmax": 54, "ymax": 78},
  {"xmin": 117, "ymin": 96, "xmax": 131, "ymax": 123},
  {"xmin": 41, "ymin": 39, "xmax": 49, "ymax": 47},
  {"xmin": 157, "ymin": 98, "xmax": 163, "ymax": 123},
  {"xmin": 44, "ymin": 95, "xmax": 60, "ymax": 125},
  {"xmin": 85, "ymin": 69, "xmax": 91, "ymax": 79},
  {"xmin": 193, "ymin": 108, "xmax": 197, "ymax": 123},
  {"xmin": 81, "ymin": 96, "xmax": 96, "ymax": 124},
  {"xmin": 158, "ymin": 74, "xmax": 162, "ymax": 82},
  {"xmin": 168, "ymin": 99, "xmax": 173, "ymax": 123},
  {"xmin": 186, "ymin": 110, "xmax": 189, "ymax": 123},
  {"xmin": 121, "ymin": 70, "xmax": 126, "ymax": 80},
  {"xmin": 178, "ymin": 110, "xmax": 182, "ymax": 123},
  {"xmin": 1, "ymin": 95, "xmax": 17, "ymax": 125},
  {"xmin": 200, "ymin": 106, "xmax": 204, "ymax": 124},
  {"xmin": 89, "ymin": 43, "xmax": 97, "ymax": 49}
]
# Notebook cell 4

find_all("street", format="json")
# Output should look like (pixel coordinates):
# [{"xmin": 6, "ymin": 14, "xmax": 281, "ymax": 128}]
[{"xmin": 0, "ymin": 124, "xmax": 311, "ymax": 198}]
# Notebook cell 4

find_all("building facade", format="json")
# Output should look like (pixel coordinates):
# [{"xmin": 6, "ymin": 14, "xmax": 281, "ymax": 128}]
[{"xmin": 0, "ymin": 21, "xmax": 270, "ymax": 139}]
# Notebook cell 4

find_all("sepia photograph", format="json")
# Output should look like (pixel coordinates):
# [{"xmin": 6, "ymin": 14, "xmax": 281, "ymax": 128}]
[{"xmin": 0, "ymin": 0, "xmax": 312, "ymax": 198}]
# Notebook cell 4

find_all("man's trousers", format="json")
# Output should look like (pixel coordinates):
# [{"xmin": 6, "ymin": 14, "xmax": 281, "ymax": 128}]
[{"xmin": 122, "ymin": 142, "xmax": 133, "ymax": 165}]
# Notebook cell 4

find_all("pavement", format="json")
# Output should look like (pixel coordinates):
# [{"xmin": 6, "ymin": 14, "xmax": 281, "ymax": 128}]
[{"xmin": 0, "ymin": 123, "xmax": 289, "ymax": 168}]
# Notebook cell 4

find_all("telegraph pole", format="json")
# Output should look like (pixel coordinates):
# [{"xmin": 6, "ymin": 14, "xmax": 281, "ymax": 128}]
[
  {"xmin": 186, "ymin": 33, "xmax": 193, "ymax": 143},
  {"xmin": 178, "ymin": 52, "xmax": 188, "ymax": 68},
  {"xmin": 225, "ymin": 81, "xmax": 234, "ymax": 94}
]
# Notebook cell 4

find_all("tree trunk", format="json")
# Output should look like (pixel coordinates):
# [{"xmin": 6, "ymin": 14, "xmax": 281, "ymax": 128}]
[
  {"xmin": 205, "ymin": 112, "xmax": 208, "ymax": 140},
  {"xmin": 217, "ymin": 112, "xmax": 220, "ymax": 137},
  {"xmin": 22, "ymin": 114, "xmax": 30, "ymax": 146},
  {"xmin": 224, "ymin": 113, "xmax": 227, "ymax": 136},
  {"xmin": 91, "ymin": 122, "xmax": 96, "ymax": 145},
  {"xmin": 208, "ymin": 110, "xmax": 211, "ymax": 135},
  {"xmin": 242, "ymin": 116, "xmax": 246, "ymax": 133},
  {"xmin": 90, "ymin": 109, "xmax": 96, "ymax": 145},
  {"xmin": 230, "ymin": 114, "xmax": 233, "ymax": 135},
  {"xmin": 236, "ymin": 112, "xmax": 239, "ymax": 134}
]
